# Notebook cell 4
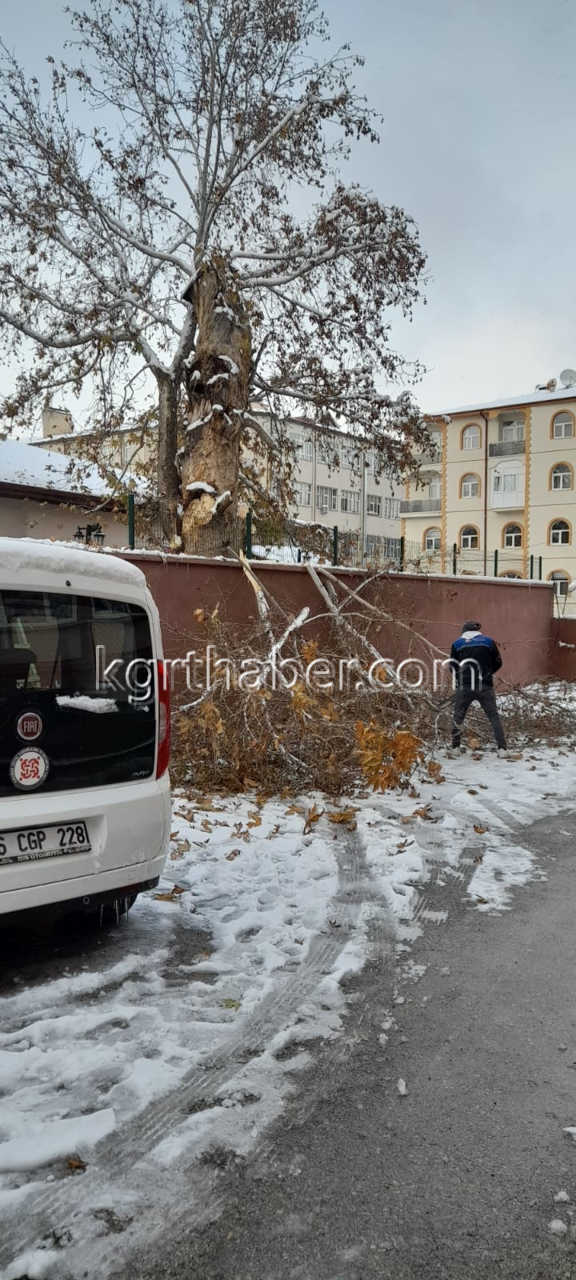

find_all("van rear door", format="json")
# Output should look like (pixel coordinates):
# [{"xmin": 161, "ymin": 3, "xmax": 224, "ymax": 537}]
[{"xmin": 0, "ymin": 589, "xmax": 156, "ymax": 797}]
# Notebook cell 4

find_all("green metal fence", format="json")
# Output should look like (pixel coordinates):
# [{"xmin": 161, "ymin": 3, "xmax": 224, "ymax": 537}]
[{"xmin": 132, "ymin": 505, "xmax": 546, "ymax": 580}]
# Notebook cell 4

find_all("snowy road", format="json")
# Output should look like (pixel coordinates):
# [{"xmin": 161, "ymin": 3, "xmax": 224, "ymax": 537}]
[{"xmin": 1, "ymin": 748, "xmax": 576, "ymax": 1278}]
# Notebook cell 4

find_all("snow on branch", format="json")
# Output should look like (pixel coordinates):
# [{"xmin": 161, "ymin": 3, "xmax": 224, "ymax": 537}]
[{"xmin": 186, "ymin": 480, "xmax": 216, "ymax": 495}]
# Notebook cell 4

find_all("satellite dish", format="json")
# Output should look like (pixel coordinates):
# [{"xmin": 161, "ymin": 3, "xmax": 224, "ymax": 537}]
[{"xmin": 559, "ymin": 368, "xmax": 576, "ymax": 387}]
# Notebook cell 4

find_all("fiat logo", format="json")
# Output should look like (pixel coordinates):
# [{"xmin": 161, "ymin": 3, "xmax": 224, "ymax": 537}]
[
  {"xmin": 10, "ymin": 748, "xmax": 50, "ymax": 791},
  {"xmin": 16, "ymin": 710, "xmax": 43, "ymax": 742}
]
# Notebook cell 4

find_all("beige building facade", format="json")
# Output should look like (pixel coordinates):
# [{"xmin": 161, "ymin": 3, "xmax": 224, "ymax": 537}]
[{"xmin": 402, "ymin": 383, "xmax": 576, "ymax": 613}]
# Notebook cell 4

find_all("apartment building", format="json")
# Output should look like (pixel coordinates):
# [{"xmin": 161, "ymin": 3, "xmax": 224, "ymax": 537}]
[
  {"xmin": 401, "ymin": 375, "xmax": 576, "ymax": 611},
  {"xmin": 32, "ymin": 406, "xmax": 402, "ymax": 558},
  {"xmin": 278, "ymin": 415, "xmax": 401, "ymax": 554}
]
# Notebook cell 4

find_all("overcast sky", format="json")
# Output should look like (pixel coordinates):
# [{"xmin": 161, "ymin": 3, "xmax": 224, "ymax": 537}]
[{"xmin": 2, "ymin": 0, "xmax": 576, "ymax": 417}]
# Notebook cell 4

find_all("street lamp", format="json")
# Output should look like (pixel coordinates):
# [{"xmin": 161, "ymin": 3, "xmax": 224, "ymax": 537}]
[{"xmin": 74, "ymin": 522, "xmax": 104, "ymax": 545}]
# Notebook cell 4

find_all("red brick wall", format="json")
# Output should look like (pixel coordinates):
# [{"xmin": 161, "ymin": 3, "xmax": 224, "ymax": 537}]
[
  {"xmin": 550, "ymin": 620, "xmax": 576, "ymax": 681},
  {"xmin": 116, "ymin": 554, "xmax": 557, "ymax": 687}
]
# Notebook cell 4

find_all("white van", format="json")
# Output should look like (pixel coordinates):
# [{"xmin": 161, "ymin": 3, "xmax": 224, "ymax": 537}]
[{"xmin": 0, "ymin": 539, "xmax": 171, "ymax": 920}]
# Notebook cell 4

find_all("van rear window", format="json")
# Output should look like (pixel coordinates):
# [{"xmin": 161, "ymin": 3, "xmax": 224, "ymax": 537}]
[{"xmin": 0, "ymin": 591, "xmax": 155, "ymax": 796}]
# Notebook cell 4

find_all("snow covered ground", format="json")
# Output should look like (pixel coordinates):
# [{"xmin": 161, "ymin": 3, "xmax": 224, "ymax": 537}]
[{"xmin": 1, "ymin": 744, "xmax": 576, "ymax": 1277}]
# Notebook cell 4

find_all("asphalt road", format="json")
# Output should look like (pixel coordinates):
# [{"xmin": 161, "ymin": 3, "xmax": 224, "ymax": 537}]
[{"xmin": 121, "ymin": 808, "xmax": 576, "ymax": 1280}]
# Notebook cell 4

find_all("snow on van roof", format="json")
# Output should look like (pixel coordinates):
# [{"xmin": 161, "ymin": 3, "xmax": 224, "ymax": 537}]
[
  {"xmin": 0, "ymin": 439, "xmax": 110, "ymax": 496},
  {"xmin": 0, "ymin": 538, "xmax": 146, "ymax": 587}
]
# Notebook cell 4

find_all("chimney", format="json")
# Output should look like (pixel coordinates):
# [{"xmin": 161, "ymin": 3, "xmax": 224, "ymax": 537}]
[{"xmin": 42, "ymin": 406, "xmax": 74, "ymax": 438}]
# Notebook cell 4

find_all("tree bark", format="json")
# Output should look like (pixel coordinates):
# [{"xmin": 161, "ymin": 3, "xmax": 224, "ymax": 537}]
[
  {"xmin": 156, "ymin": 372, "xmax": 180, "ymax": 545},
  {"xmin": 180, "ymin": 264, "xmax": 252, "ymax": 556}
]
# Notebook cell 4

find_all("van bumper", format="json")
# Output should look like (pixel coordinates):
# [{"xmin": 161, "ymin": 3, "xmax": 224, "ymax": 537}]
[
  {"xmin": 0, "ymin": 855, "xmax": 166, "ymax": 916},
  {"xmin": 0, "ymin": 774, "xmax": 171, "ymax": 914}
]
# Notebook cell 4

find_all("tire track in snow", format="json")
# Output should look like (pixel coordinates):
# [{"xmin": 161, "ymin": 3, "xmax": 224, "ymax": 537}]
[
  {"xmin": 0, "ymin": 827, "xmax": 393, "ymax": 1274},
  {"xmin": 2, "ymin": 791, "xmax": 560, "ymax": 1275}
]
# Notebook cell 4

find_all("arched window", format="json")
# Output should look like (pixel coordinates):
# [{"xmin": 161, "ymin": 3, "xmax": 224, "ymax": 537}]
[
  {"xmin": 461, "ymin": 424, "xmax": 481, "ymax": 451},
  {"xmin": 460, "ymin": 525, "xmax": 479, "ymax": 550},
  {"xmin": 549, "ymin": 519, "xmax": 571, "ymax": 546},
  {"xmin": 460, "ymin": 473, "xmax": 480, "ymax": 498},
  {"xmin": 550, "ymin": 462, "xmax": 573, "ymax": 491},
  {"xmin": 424, "ymin": 527, "xmax": 441, "ymax": 553},
  {"xmin": 503, "ymin": 523, "xmax": 522, "ymax": 548},
  {"xmin": 552, "ymin": 412, "xmax": 574, "ymax": 440},
  {"xmin": 548, "ymin": 570, "xmax": 570, "ymax": 597},
  {"xmin": 427, "ymin": 476, "xmax": 441, "ymax": 500}
]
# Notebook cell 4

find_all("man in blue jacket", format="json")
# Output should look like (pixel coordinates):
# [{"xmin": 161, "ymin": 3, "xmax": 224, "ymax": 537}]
[{"xmin": 450, "ymin": 621, "xmax": 507, "ymax": 751}]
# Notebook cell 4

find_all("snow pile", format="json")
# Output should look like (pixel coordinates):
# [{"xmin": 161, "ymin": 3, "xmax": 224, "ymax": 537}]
[
  {"xmin": 252, "ymin": 542, "xmax": 324, "ymax": 565},
  {"xmin": 0, "ymin": 1111, "xmax": 115, "ymax": 1174}
]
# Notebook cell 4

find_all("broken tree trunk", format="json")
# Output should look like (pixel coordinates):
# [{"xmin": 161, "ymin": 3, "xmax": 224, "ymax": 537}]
[{"xmin": 180, "ymin": 264, "xmax": 252, "ymax": 555}]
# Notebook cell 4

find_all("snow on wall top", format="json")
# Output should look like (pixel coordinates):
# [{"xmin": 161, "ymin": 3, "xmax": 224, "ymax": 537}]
[
  {"xmin": 0, "ymin": 538, "xmax": 146, "ymax": 587},
  {"xmin": 0, "ymin": 439, "xmax": 110, "ymax": 496}
]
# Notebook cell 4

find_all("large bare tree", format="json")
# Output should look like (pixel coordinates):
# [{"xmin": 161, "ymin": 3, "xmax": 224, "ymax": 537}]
[{"xmin": 0, "ymin": 0, "xmax": 427, "ymax": 551}]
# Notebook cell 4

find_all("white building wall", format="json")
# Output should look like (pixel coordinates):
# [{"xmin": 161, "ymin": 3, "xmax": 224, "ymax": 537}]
[
  {"xmin": 0, "ymin": 496, "xmax": 128, "ymax": 547},
  {"xmin": 284, "ymin": 422, "xmax": 401, "ymax": 552}
]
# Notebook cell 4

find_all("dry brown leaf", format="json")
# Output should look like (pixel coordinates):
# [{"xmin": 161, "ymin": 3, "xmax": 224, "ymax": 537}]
[
  {"xmin": 475, "ymin": 895, "xmax": 489, "ymax": 904},
  {"xmin": 427, "ymin": 761, "xmax": 445, "ymax": 783},
  {"xmin": 467, "ymin": 789, "xmax": 478, "ymax": 795},
  {"xmin": 247, "ymin": 811, "xmax": 262, "ymax": 829},
  {"xmin": 154, "ymin": 885, "xmax": 186, "ymax": 902},
  {"xmin": 267, "ymin": 823, "xmax": 281, "ymax": 839},
  {"xmin": 67, "ymin": 1156, "xmax": 87, "ymax": 1172},
  {"xmin": 284, "ymin": 804, "xmax": 305, "ymax": 816},
  {"xmin": 201, "ymin": 819, "xmax": 213, "ymax": 833},
  {"xmin": 226, "ymin": 849, "xmax": 241, "ymax": 861},
  {"xmin": 170, "ymin": 836, "xmax": 191, "ymax": 860},
  {"xmin": 473, "ymin": 824, "xmax": 488, "ymax": 835},
  {"xmin": 303, "ymin": 804, "xmax": 324, "ymax": 834},
  {"xmin": 327, "ymin": 808, "xmax": 358, "ymax": 830},
  {"xmin": 473, "ymin": 853, "xmax": 484, "ymax": 863}
]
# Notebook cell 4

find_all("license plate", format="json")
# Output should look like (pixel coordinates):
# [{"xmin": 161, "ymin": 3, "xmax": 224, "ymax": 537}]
[{"xmin": 0, "ymin": 821, "xmax": 91, "ymax": 865}]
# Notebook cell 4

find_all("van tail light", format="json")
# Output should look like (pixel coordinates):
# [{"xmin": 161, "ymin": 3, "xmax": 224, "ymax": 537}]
[{"xmin": 156, "ymin": 659, "xmax": 171, "ymax": 778}]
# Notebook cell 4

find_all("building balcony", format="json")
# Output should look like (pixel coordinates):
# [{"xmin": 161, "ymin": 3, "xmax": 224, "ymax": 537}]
[
  {"xmin": 490, "ymin": 492, "xmax": 524, "ymax": 510},
  {"xmin": 400, "ymin": 498, "xmax": 441, "ymax": 516},
  {"xmin": 488, "ymin": 440, "xmax": 525, "ymax": 458}
]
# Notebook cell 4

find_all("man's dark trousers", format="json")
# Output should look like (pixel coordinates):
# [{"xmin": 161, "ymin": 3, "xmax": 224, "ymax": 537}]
[{"xmin": 452, "ymin": 688, "xmax": 507, "ymax": 749}]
